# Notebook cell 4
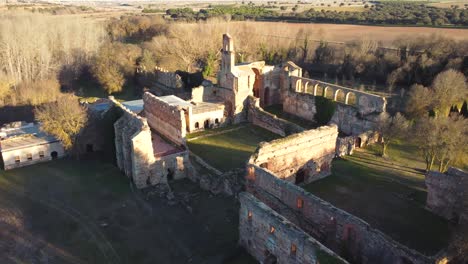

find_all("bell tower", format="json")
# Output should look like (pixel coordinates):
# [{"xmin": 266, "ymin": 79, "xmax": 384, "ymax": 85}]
[{"xmin": 221, "ymin": 33, "xmax": 235, "ymax": 72}]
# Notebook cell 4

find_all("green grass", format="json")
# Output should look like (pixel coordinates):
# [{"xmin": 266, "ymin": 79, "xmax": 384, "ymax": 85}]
[
  {"xmin": 264, "ymin": 104, "xmax": 318, "ymax": 129},
  {"xmin": 187, "ymin": 124, "xmax": 281, "ymax": 172},
  {"xmin": 304, "ymin": 142, "xmax": 450, "ymax": 255}
]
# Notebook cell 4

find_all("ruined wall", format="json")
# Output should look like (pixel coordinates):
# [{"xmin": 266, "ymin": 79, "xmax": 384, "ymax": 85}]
[
  {"xmin": 331, "ymin": 103, "xmax": 383, "ymax": 136},
  {"xmin": 250, "ymin": 125, "xmax": 338, "ymax": 184},
  {"xmin": 291, "ymin": 76, "xmax": 386, "ymax": 115},
  {"xmin": 153, "ymin": 66, "xmax": 185, "ymax": 90},
  {"xmin": 282, "ymin": 91, "xmax": 317, "ymax": 121},
  {"xmin": 112, "ymin": 98, "xmax": 157, "ymax": 188},
  {"xmin": 247, "ymin": 96, "xmax": 304, "ymax": 137},
  {"xmin": 239, "ymin": 192, "xmax": 348, "ymax": 264},
  {"xmin": 143, "ymin": 92, "xmax": 187, "ymax": 146},
  {"xmin": 246, "ymin": 165, "xmax": 433, "ymax": 264},
  {"xmin": 426, "ymin": 167, "xmax": 468, "ymax": 221},
  {"xmin": 336, "ymin": 136, "xmax": 355, "ymax": 157}
]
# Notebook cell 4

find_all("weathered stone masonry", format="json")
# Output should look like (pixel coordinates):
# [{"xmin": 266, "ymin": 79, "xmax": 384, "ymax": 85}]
[
  {"xmin": 239, "ymin": 192, "xmax": 348, "ymax": 264},
  {"xmin": 112, "ymin": 97, "xmax": 190, "ymax": 189},
  {"xmin": 246, "ymin": 165, "xmax": 434, "ymax": 264},
  {"xmin": 426, "ymin": 167, "xmax": 468, "ymax": 221},
  {"xmin": 143, "ymin": 92, "xmax": 187, "ymax": 146},
  {"xmin": 247, "ymin": 95, "xmax": 304, "ymax": 137},
  {"xmin": 249, "ymin": 125, "xmax": 338, "ymax": 184}
]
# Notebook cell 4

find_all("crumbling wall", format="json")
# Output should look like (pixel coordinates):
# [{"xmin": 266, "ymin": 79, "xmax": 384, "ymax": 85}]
[
  {"xmin": 143, "ymin": 92, "xmax": 187, "ymax": 146},
  {"xmin": 112, "ymin": 98, "xmax": 156, "ymax": 188},
  {"xmin": 330, "ymin": 103, "xmax": 383, "ymax": 136},
  {"xmin": 153, "ymin": 66, "xmax": 185, "ymax": 89},
  {"xmin": 247, "ymin": 96, "xmax": 304, "ymax": 137},
  {"xmin": 246, "ymin": 165, "xmax": 434, "ymax": 264},
  {"xmin": 282, "ymin": 91, "xmax": 317, "ymax": 121},
  {"xmin": 426, "ymin": 167, "xmax": 468, "ymax": 221},
  {"xmin": 239, "ymin": 192, "xmax": 348, "ymax": 264},
  {"xmin": 250, "ymin": 125, "xmax": 338, "ymax": 183},
  {"xmin": 336, "ymin": 136, "xmax": 355, "ymax": 157}
]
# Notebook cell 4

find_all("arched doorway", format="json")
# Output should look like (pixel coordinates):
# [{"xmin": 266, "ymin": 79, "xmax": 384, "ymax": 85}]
[
  {"xmin": 204, "ymin": 120, "xmax": 210, "ymax": 129},
  {"xmin": 252, "ymin": 68, "xmax": 262, "ymax": 98},
  {"xmin": 295, "ymin": 168, "xmax": 306, "ymax": 184},
  {"xmin": 51, "ymin": 151, "xmax": 58, "ymax": 159},
  {"xmin": 355, "ymin": 137, "xmax": 362, "ymax": 148}
]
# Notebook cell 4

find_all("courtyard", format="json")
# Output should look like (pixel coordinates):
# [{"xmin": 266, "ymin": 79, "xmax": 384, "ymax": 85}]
[
  {"xmin": 304, "ymin": 141, "xmax": 451, "ymax": 255},
  {"xmin": 187, "ymin": 124, "xmax": 281, "ymax": 172},
  {"xmin": 0, "ymin": 158, "xmax": 252, "ymax": 264}
]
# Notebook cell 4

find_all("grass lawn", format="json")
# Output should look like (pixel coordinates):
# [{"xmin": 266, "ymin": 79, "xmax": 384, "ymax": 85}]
[
  {"xmin": 264, "ymin": 104, "xmax": 318, "ymax": 130},
  {"xmin": 0, "ymin": 158, "xmax": 247, "ymax": 263},
  {"xmin": 187, "ymin": 124, "xmax": 281, "ymax": 172},
  {"xmin": 304, "ymin": 141, "xmax": 451, "ymax": 255}
]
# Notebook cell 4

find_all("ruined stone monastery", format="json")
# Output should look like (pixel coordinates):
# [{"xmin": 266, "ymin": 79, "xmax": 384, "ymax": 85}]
[{"xmin": 108, "ymin": 34, "xmax": 465, "ymax": 264}]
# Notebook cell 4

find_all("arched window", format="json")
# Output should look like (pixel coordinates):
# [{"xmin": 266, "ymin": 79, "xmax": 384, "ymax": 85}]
[
  {"xmin": 215, "ymin": 118, "xmax": 219, "ymax": 124},
  {"xmin": 194, "ymin": 122, "xmax": 199, "ymax": 129},
  {"xmin": 345, "ymin": 92, "xmax": 357, "ymax": 105}
]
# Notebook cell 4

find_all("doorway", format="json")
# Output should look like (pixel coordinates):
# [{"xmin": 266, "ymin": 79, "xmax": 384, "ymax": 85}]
[
  {"xmin": 295, "ymin": 168, "xmax": 306, "ymax": 184},
  {"xmin": 51, "ymin": 151, "xmax": 58, "ymax": 159},
  {"xmin": 355, "ymin": 137, "xmax": 362, "ymax": 148}
]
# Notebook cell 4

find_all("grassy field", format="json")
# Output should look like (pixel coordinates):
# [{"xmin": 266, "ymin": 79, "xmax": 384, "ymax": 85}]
[
  {"xmin": 305, "ymin": 141, "xmax": 451, "ymax": 255},
  {"xmin": 187, "ymin": 124, "xmax": 281, "ymax": 171},
  {"xmin": 0, "ymin": 158, "xmax": 248, "ymax": 263}
]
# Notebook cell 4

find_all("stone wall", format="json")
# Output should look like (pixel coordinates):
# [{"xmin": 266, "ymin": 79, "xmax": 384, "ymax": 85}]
[
  {"xmin": 152, "ymin": 66, "xmax": 184, "ymax": 90},
  {"xmin": 112, "ymin": 98, "xmax": 156, "ymax": 188},
  {"xmin": 247, "ymin": 96, "xmax": 304, "ymax": 137},
  {"xmin": 246, "ymin": 165, "xmax": 434, "ymax": 264},
  {"xmin": 336, "ymin": 136, "xmax": 355, "ymax": 157},
  {"xmin": 249, "ymin": 125, "xmax": 338, "ymax": 184},
  {"xmin": 143, "ymin": 92, "xmax": 187, "ymax": 146},
  {"xmin": 291, "ymin": 76, "xmax": 386, "ymax": 116},
  {"xmin": 331, "ymin": 103, "xmax": 383, "ymax": 136},
  {"xmin": 239, "ymin": 192, "xmax": 348, "ymax": 264},
  {"xmin": 282, "ymin": 90, "xmax": 317, "ymax": 121},
  {"xmin": 112, "ymin": 97, "xmax": 190, "ymax": 189},
  {"xmin": 425, "ymin": 167, "xmax": 468, "ymax": 221}
]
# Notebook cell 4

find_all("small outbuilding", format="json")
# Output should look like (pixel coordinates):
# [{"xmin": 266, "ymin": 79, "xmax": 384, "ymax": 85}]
[{"xmin": 0, "ymin": 121, "xmax": 65, "ymax": 170}]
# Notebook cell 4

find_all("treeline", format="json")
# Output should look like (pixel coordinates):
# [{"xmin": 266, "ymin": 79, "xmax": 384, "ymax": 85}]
[
  {"xmin": 0, "ymin": 12, "xmax": 105, "ymax": 107},
  {"xmin": 166, "ymin": 2, "xmax": 468, "ymax": 27}
]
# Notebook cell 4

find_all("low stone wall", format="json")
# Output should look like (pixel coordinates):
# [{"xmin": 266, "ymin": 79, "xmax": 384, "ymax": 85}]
[
  {"xmin": 250, "ymin": 125, "xmax": 338, "ymax": 184},
  {"xmin": 247, "ymin": 96, "xmax": 304, "ymax": 137},
  {"xmin": 239, "ymin": 192, "xmax": 348, "ymax": 264},
  {"xmin": 282, "ymin": 91, "xmax": 317, "ymax": 122},
  {"xmin": 426, "ymin": 167, "xmax": 468, "ymax": 221},
  {"xmin": 143, "ymin": 92, "xmax": 187, "ymax": 146},
  {"xmin": 246, "ymin": 165, "xmax": 434, "ymax": 264},
  {"xmin": 188, "ymin": 153, "xmax": 244, "ymax": 196}
]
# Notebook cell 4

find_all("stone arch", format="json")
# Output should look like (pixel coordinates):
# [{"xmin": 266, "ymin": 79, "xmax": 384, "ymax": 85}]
[
  {"xmin": 295, "ymin": 79, "xmax": 302, "ymax": 92},
  {"xmin": 315, "ymin": 85, "xmax": 324, "ymax": 96},
  {"xmin": 313, "ymin": 84, "xmax": 319, "ymax": 96},
  {"xmin": 304, "ymin": 82, "xmax": 310, "ymax": 93},
  {"xmin": 345, "ymin": 92, "xmax": 357, "ymax": 105},
  {"xmin": 324, "ymin": 87, "xmax": 333, "ymax": 99},
  {"xmin": 334, "ymin": 89, "xmax": 346, "ymax": 103},
  {"xmin": 252, "ymin": 68, "xmax": 262, "ymax": 98}
]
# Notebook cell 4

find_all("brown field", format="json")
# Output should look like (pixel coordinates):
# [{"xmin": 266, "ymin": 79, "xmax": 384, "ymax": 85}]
[
  {"xmin": 220, "ymin": 21, "xmax": 468, "ymax": 45},
  {"xmin": 429, "ymin": 1, "xmax": 468, "ymax": 8}
]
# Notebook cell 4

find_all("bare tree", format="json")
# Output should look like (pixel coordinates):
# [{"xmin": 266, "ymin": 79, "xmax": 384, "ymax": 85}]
[
  {"xmin": 431, "ymin": 69, "xmax": 467, "ymax": 117},
  {"xmin": 375, "ymin": 112, "xmax": 409, "ymax": 157},
  {"xmin": 35, "ymin": 94, "xmax": 87, "ymax": 152},
  {"xmin": 412, "ymin": 116, "xmax": 439, "ymax": 171},
  {"xmin": 405, "ymin": 84, "xmax": 433, "ymax": 119}
]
